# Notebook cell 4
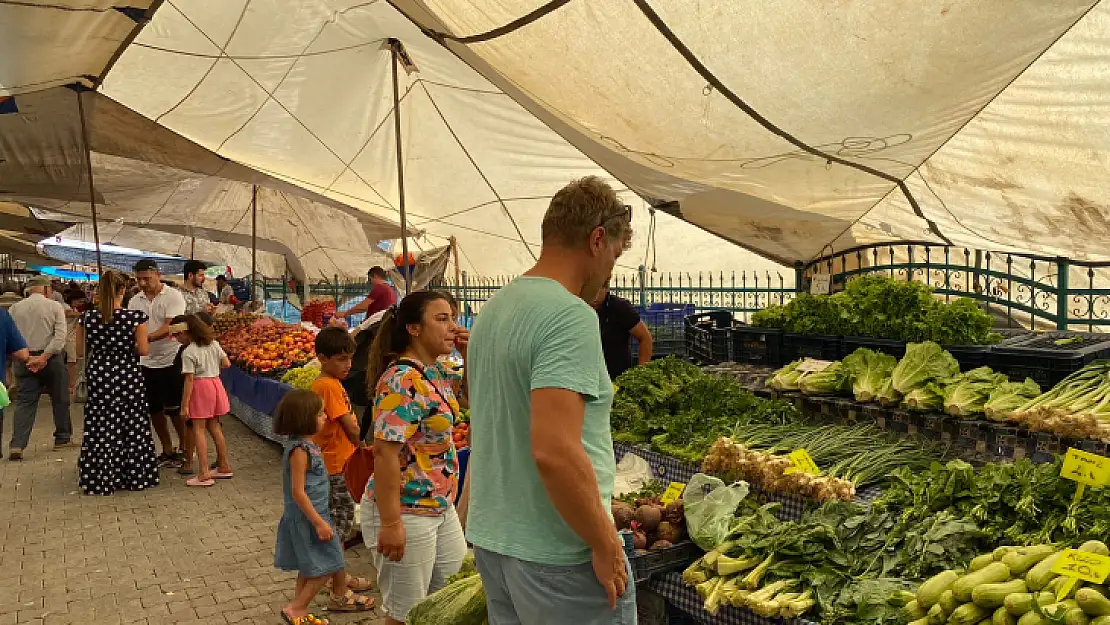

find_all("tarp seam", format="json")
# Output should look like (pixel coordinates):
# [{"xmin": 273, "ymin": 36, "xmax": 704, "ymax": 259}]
[
  {"xmin": 419, "ymin": 82, "xmax": 536, "ymax": 260},
  {"xmin": 816, "ymin": 0, "xmax": 1100, "ymax": 258},
  {"xmin": 628, "ymin": 0, "xmax": 952, "ymax": 249},
  {"xmin": 454, "ymin": 0, "xmax": 572, "ymax": 43},
  {"xmin": 96, "ymin": 0, "xmax": 164, "ymax": 86}
]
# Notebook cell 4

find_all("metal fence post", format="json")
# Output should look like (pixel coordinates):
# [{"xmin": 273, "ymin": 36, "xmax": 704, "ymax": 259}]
[
  {"xmin": 794, "ymin": 261, "xmax": 805, "ymax": 293},
  {"xmin": 637, "ymin": 265, "xmax": 647, "ymax": 309},
  {"xmin": 1057, "ymin": 257, "xmax": 1069, "ymax": 330},
  {"xmin": 461, "ymin": 270, "xmax": 469, "ymax": 318}
]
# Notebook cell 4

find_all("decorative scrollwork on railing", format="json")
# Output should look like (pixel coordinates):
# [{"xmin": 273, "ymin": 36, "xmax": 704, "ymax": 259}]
[
  {"xmin": 1033, "ymin": 290, "xmax": 1055, "ymax": 314},
  {"xmin": 1071, "ymin": 294, "xmax": 1110, "ymax": 322}
]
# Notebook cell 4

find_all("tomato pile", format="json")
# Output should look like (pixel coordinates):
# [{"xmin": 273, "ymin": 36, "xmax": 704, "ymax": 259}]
[
  {"xmin": 301, "ymin": 297, "xmax": 337, "ymax": 327},
  {"xmin": 219, "ymin": 323, "xmax": 316, "ymax": 376}
]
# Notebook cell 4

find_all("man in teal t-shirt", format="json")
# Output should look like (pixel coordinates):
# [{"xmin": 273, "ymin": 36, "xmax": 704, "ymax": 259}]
[{"xmin": 466, "ymin": 177, "xmax": 635, "ymax": 624}]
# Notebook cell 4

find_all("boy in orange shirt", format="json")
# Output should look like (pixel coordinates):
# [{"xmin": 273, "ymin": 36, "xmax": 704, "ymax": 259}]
[
  {"xmin": 311, "ymin": 327, "xmax": 360, "ymax": 537},
  {"xmin": 308, "ymin": 327, "xmax": 375, "ymax": 610}
]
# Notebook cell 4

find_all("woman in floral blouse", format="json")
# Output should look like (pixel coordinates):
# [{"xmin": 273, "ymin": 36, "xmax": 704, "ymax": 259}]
[{"xmin": 362, "ymin": 291, "xmax": 467, "ymax": 624}]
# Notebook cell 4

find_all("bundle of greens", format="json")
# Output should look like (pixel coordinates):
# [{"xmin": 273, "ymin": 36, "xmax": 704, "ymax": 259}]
[
  {"xmin": 703, "ymin": 422, "xmax": 945, "ymax": 500},
  {"xmin": 610, "ymin": 357, "xmax": 702, "ymax": 442},
  {"xmin": 768, "ymin": 360, "xmax": 806, "ymax": 391},
  {"xmin": 941, "ymin": 367, "xmax": 1010, "ymax": 417},
  {"xmin": 1008, "ymin": 360, "xmax": 1110, "ymax": 440},
  {"xmin": 843, "ymin": 348, "xmax": 898, "ymax": 403},
  {"xmin": 799, "ymin": 362, "xmax": 853, "ymax": 396},
  {"xmin": 891, "ymin": 342, "xmax": 961, "ymax": 395},
  {"xmin": 983, "ymin": 378, "xmax": 1041, "ymax": 421},
  {"xmin": 751, "ymin": 275, "xmax": 1001, "ymax": 345}
]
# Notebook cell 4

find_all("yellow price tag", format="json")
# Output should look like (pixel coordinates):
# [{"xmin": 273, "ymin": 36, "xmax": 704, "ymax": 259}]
[
  {"xmin": 1051, "ymin": 549, "xmax": 1110, "ymax": 600},
  {"xmin": 786, "ymin": 449, "xmax": 821, "ymax": 475},
  {"xmin": 660, "ymin": 482, "xmax": 686, "ymax": 505},
  {"xmin": 1061, "ymin": 448, "xmax": 1110, "ymax": 487}
]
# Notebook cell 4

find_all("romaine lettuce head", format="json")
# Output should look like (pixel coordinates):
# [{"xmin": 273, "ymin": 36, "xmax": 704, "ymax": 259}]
[
  {"xmin": 983, "ymin": 378, "xmax": 1042, "ymax": 421},
  {"xmin": 799, "ymin": 362, "xmax": 852, "ymax": 396},
  {"xmin": 843, "ymin": 348, "xmax": 898, "ymax": 402},
  {"xmin": 891, "ymin": 341, "xmax": 961, "ymax": 393},
  {"xmin": 943, "ymin": 367, "xmax": 1010, "ymax": 416},
  {"xmin": 902, "ymin": 382, "xmax": 947, "ymax": 412}
]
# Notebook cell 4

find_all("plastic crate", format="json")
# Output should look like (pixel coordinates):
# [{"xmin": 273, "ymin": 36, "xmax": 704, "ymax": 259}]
[
  {"xmin": 730, "ymin": 326, "xmax": 783, "ymax": 366},
  {"xmin": 987, "ymin": 332, "xmax": 1110, "ymax": 389},
  {"xmin": 684, "ymin": 311, "xmax": 735, "ymax": 364},
  {"xmin": 780, "ymin": 333, "xmax": 841, "ymax": 362},
  {"xmin": 622, "ymin": 538, "xmax": 703, "ymax": 584},
  {"xmin": 944, "ymin": 344, "xmax": 992, "ymax": 370},
  {"xmin": 841, "ymin": 337, "xmax": 907, "ymax": 358}
]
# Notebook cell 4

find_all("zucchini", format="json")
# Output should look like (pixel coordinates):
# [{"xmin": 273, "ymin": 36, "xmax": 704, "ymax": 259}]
[
  {"xmin": 902, "ymin": 600, "xmax": 927, "ymax": 622},
  {"xmin": 996, "ymin": 547, "xmax": 1021, "ymax": 561},
  {"xmin": 1018, "ymin": 611, "xmax": 1048, "ymax": 625},
  {"xmin": 951, "ymin": 604, "xmax": 991, "ymax": 625},
  {"xmin": 1028, "ymin": 552, "xmax": 1065, "ymax": 591},
  {"xmin": 940, "ymin": 590, "xmax": 959, "ymax": 615},
  {"xmin": 1004, "ymin": 547, "xmax": 1058, "ymax": 576},
  {"xmin": 929, "ymin": 603, "xmax": 947, "ymax": 625},
  {"xmin": 892, "ymin": 591, "xmax": 920, "ymax": 607},
  {"xmin": 1067, "ymin": 607, "xmax": 1090, "ymax": 625},
  {"xmin": 973, "ymin": 555, "xmax": 1001, "ymax": 571},
  {"xmin": 1076, "ymin": 588, "xmax": 1110, "ymax": 617},
  {"xmin": 1089, "ymin": 617, "xmax": 1110, "ymax": 625},
  {"xmin": 995, "ymin": 607, "xmax": 1018, "ymax": 625},
  {"xmin": 1079, "ymin": 542, "xmax": 1110, "ymax": 557},
  {"xmin": 975, "ymin": 580, "xmax": 1030, "ymax": 609},
  {"xmin": 956, "ymin": 563, "xmax": 1014, "ymax": 602},
  {"xmin": 909, "ymin": 618, "xmax": 932, "ymax": 625},
  {"xmin": 1007, "ymin": 593, "xmax": 1056, "ymax": 616},
  {"xmin": 1041, "ymin": 600, "xmax": 1080, "ymax": 623},
  {"xmin": 920, "ymin": 571, "xmax": 962, "ymax": 608},
  {"xmin": 1050, "ymin": 577, "xmax": 1081, "ymax": 601}
]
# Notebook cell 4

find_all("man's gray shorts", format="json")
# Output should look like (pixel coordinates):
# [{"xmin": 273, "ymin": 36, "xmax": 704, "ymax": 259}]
[{"xmin": 474, "ymin": 546, "xmax": 636, "ymax": 624}]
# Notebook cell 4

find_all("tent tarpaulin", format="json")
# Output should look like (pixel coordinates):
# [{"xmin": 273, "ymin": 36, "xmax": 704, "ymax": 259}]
[
  {"xmin": 388, "ymin": 0, "xmax": 1110, "ymax": 265},
  {"xmin": 0, "ymin": 88, "xmax": 399, "ymax": 280},
  {"xmin": 92, "ymin": 0, "xmax": 784, "ymax": 278}
]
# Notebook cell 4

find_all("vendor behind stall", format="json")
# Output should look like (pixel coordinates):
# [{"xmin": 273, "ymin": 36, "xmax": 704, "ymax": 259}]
[{"xmin": 591, "ymin": 280, "xmax": 653, "ymax": 379}]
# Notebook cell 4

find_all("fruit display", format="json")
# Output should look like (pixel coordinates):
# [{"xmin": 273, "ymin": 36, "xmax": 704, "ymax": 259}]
[
  {"xmin": 212, "ymin": 312, "xmax": 263, "ymax": 334},
  {"xmin": 219, "ymin": 323, "xmax": 316, "ymax": 376},
  {"xmin": 613, "ymin": 481, "xmax": 687, "ymax": 552},
  {"xmin": 301, "ymin": 297, "xmax": 337, "ymax": 327},
  {"xmin": 280, "ymin": 364, "xmax": 321, "ymax": 390}
]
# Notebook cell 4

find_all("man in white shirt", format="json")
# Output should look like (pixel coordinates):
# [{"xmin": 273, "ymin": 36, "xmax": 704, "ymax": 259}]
[
  {"xmin": 8, "ymin": 275, "xmax": 73, "ymax": 459},
  {"xmin": 129, "ymin": 259, "xmax": 188, "ymax": 467}
]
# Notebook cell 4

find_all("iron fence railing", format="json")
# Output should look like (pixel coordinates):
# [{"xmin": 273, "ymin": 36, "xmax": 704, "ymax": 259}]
[{"xmin": 258, "ymin": 246, "xmax": 1110, "ymax": 333}]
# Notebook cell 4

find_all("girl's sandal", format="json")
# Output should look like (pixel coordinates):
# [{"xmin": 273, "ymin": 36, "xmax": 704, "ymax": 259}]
[
  {"xmin": 280, "ymin": 608, "xmax": 329, "ymax": 625},
  {"xmin": 326, "ymin": 590, "xmax": 375, "ymax": 612},
  {"xmin": 345, "ymin": 576, "xmax": 374, "ymax": 592}
]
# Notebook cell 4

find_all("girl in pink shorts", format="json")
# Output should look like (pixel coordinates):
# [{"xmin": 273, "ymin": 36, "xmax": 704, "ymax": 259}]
[{"xmin": 172, "ymin": 315, "xmax": 233, "ymax": 487}]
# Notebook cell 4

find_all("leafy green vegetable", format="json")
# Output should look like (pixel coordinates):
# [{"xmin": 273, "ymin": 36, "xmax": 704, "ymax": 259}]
[
  {"xmin": 902, "ymin": 383, "xmax": 947, "ymax": 412},
  {"xmin": 943, "ymin": 367, "xmax": 1010, "ymax": 417},
  {"xmin": 843, "ymin": 348, "xmax": 899, "ymax": 403},
  {"xmin": 983, "ymin": 378, "xmax": 1041, "ymax": 421},
  {"xmin": 891, "ymin": 342, "xmax": 960, "ymax": 394},
  {"xmin": 799, "ymin": 362, "xmax": 853, "ymax": 396},
  {"xmin": 752, "ymin": 275, "xmax": 1000, "ymax": 345}
]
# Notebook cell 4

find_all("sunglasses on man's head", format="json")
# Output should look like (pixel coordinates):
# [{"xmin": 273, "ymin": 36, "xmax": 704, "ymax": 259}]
[{"xmin": 596, "ymin": 204, "xmax": 633, "ymax": 230}]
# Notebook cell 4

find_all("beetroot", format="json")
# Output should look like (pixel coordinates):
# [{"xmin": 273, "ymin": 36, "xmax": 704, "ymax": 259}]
[
  {"xmin": 612, "ymin": 502, "xmax": 635, "ymax": 530},
  {"xmin": 632, "ymin": 529, "xmax": 648, "ymax": 550},
  {"xmin": 634, "ymin": 505, "xmax": 663, "ymax": 533},
  {"xmin": 663, "ymin": 500, "xmax": 684, "ymax": 524},
  {"xmin": 655, "ymin": 521, "xmax": 682, "ymax": 544}
]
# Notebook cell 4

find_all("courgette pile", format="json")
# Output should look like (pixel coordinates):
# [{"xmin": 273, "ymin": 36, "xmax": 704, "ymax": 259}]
[{"xmin": 901, "ymin": 542, "xmax": 1110, "ymax": 625}]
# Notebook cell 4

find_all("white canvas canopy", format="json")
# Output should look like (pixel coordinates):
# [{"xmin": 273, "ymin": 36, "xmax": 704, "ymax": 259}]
[
  {"xmin": 389, "ymin": 0, "xmax": 1110, "ymax": 265},
  {"xmin": 83, "ymin": 0, "xmax": 780, "ymax": 277}
]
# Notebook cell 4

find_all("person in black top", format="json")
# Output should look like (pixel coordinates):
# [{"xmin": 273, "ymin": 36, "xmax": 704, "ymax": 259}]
[{"xmin": 591, "ymin": 280, "xmax": 654, "ymax": 379}]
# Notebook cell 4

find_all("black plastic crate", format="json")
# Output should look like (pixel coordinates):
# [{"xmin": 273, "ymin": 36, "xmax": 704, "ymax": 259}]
[
  {"xmin": 781, "ymin": 333, "xmax": 842, "ymax": 362},
  {"xmin": 944, "ymin": 344, "xmax": 992, "ymax": 370},
  {"xmin": 841, "ymin": 336, "xmax": 907, "ymax": 359},
  {"xmin": 624, "ymin": 540, "xmax": 703, "ymax": 584},
  {"xmin": 684, "ymin": 311, "xmax": 735, "ymax": 364},
  {"xmin": 730, "ymin": 326, "xmax": 783, "ymax": 366},
  {"xmin": 987, "ymin": 332, "xmax": 1110, "ymax": 389}
]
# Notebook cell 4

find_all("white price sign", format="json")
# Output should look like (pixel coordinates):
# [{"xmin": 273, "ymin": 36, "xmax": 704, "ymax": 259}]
[{"xmin": 810, "ymin": 274, "xmax": 832, "ymax": 295}]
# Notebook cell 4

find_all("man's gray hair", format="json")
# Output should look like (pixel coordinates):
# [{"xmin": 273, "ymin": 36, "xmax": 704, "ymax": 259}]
[{"xmin": 541, "ymin": 176, "xmax": 632, "ymax": 249}]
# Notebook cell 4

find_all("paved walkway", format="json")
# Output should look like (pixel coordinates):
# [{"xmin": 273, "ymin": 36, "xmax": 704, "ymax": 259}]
[{"xmin": 0, "ymin": 399, "xmax": 384, "ymax": 624}]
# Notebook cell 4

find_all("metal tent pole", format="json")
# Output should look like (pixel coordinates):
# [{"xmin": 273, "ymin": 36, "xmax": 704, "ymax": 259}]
[
  {"xmin": 389, "ymin": 38, "xmax": 411, "ymax": 295},
  {"xmin": 251, "ymin": 184, "xmax": 258, "ymax": 302},
  {"xmin": 76, "ymin": 91, "xmax": 103, "ymax": 275}
]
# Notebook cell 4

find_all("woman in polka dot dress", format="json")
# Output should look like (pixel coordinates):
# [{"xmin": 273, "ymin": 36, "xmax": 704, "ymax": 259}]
[{"xmin": 76, "ymin": 271, "xmax": 160, "ymax": 495}]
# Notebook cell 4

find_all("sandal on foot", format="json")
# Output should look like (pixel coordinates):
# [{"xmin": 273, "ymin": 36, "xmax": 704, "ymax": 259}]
[
  {"xmin": 211, "ymin": 471, "xmax": 234, "ymax": 479},
  {"xmin": 280, "ymin": 608, "xmax": 329, "ymax": 625},
  {"xmin": 186, "ymin": 476, "xmax": 215, "ymax": 487},
  {"xmin": 345, "ymin": 576, "xmax": 374, "ymax": 592},
  {"xmin": 326, "ymin": 590, "xmax": 375, "ymax": 612}
]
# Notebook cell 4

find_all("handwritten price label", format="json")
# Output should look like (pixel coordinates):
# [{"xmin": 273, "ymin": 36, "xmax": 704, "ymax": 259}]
[
  {"xmin": 786, "ymin": 449, "xmax": 821, "ymax": 475},
  {"xmin": 660, "ymin": 482, "xmax": 686, "ymax": 505},
  {"xmin": 796, "ymin": 359, "xmax": 834, "ymax": 373},
  {"xmin": 1051, "ymin": 549, "xmax": 1110, "ymax": 599},
  {"xmin": 1061, "ymin": 448, "xmax": 1110, "ymax": 487}
]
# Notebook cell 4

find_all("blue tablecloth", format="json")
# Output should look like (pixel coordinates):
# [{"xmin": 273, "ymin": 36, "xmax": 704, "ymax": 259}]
[{"xmin": 221, "ymin": 365, "xmax": 294, "ymax": 417}]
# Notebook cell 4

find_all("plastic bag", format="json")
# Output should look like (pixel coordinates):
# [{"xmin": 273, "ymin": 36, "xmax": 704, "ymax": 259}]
[
  {"xmin": 612, "ymin": 452, "xmax": 655, "ymax": 498},
  {"xmin": 683, "ymin": 473, "xmax": 750, "ymax": 550},
  {"xmin": 0, "ymin": 380, "xmax": 8, "ymax": 410}
]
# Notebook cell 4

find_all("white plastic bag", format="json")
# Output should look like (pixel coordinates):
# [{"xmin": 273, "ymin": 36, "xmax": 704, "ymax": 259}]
[
  {"xmin": 612, "ymin": 452, "xmax": 655, "ymax": 498},
  {"xmin": 683, "ymin": 473, "xmax": 750, "ymax": 550}
]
